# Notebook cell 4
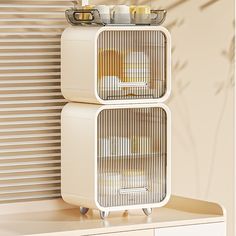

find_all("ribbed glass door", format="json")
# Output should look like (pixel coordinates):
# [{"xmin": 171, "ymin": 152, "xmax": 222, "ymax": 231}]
[
  {"xmin": 97, "ymin": 30, "xmax": 167, "ymax": 101},
  {"xmin": 97, "ymin": 107, "xmax": 167, "ymax": 207}
]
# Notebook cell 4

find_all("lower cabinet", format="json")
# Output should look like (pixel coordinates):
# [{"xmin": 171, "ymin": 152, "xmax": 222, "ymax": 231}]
[
  {"xmin": 96, "ymin": 222, "xmax": 226, "ymax": 236},
  {"xmin": 155, "ymin": 222, "xmax": 226, "ymax": 236},
  {"xmin": 97, "ymin": 229, "xmax": 154, "ymax": 236}
]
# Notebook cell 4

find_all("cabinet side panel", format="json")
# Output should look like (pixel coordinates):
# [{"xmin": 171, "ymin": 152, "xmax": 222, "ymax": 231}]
[
  {"xmin": 61, "ymin": 111, "xmax": 96, "ymax": 208},
  {"xmin": 61, "ymin": 38, "xmax": 96, "ymax": 102}
]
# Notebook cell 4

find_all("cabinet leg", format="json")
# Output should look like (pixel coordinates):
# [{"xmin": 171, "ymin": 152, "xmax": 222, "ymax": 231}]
[
  {"xmin": 142, "ymin": 208, "xmax": 152, "ymax": 216},
  {"xmin": 80, "ymin": 207, "xmax": 89, "ymax": 215},
  {"xmin": 100, "ymin": 211, "xmax": 109, "ymax": 219}
]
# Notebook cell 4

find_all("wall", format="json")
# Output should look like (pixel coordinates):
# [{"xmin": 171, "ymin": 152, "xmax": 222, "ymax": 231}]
[
  {"xmin": 160, "ymin": 1, "xmax": 235, "ymax": 236},
  {"xmin": 92, "ymin": 0, "xmax": 235, "ymax": 235}
]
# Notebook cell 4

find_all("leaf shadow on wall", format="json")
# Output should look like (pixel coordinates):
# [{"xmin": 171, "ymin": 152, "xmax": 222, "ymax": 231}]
[{"xmin": 204, "ymin": 23, "xmax": 235, "ymax": 198}]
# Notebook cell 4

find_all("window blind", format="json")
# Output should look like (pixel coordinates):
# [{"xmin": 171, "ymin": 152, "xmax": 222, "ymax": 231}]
[{"xmin": 0, "ymin": 0, "xmax": 73, "ymax": 203}]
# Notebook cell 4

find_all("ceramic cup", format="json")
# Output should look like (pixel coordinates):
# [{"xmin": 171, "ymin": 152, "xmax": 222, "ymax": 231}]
[
  {"xmin": 111, "ymin": 5, "xmax": 130, "ymax": 24},
  {"xmin": 129, "ymin": 5, "xmax": 136, "ymax": 14},
  {"xmin": 132, "ymin": 5, "xmax": 151, "ymax": 24},
  {"xmin": 98, "ymin": 138, "xmax": 112, "ymax": 157},
  {"xmin": 111, "ymin": 136, "xmax": 131, "ymax": 156},
  {"xmin": 94, "ymin": 5, "xmax": 111, "ymax": 24},
  {"xmin": 117, "ymin": 137, "xmax": 131, "ymax": 156},
  {"xmin": 131, "ymin": 136, "xmax": 151, "ymax": 154}
]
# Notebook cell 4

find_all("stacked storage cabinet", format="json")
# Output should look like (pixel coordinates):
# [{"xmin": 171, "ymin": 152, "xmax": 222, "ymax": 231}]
[{"xmin": 61, "ymin": 11, "xmax": 171, "ymax": 219}]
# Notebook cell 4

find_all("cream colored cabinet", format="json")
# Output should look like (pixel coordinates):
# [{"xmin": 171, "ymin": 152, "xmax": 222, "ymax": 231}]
[
  {"xmin": 97, "ymin": 229, "xmax": 154, "ymax": 236},
  {"xmin": 61, "ymin": 103, "xmax": 171, "ymax": 218},
  {"xmin": 155, "ymin": 222, "xmax": 226, "ymax": 236}
]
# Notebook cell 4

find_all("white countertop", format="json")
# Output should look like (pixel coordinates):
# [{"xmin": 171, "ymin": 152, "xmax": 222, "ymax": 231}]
[{"xmin": 0, "ymin": 196, "xmax": 225, "ymax": 236}]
